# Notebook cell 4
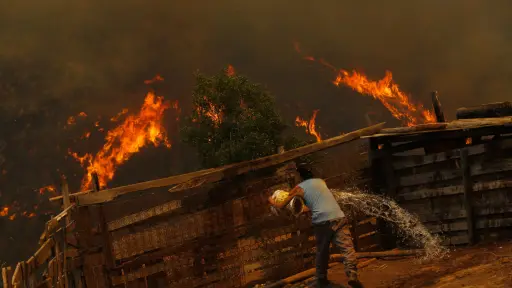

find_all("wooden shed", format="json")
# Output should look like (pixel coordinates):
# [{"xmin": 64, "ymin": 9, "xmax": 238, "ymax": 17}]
[{"xmin": 365, "ymin": 116, "xmax": 512, "ymax": 246}]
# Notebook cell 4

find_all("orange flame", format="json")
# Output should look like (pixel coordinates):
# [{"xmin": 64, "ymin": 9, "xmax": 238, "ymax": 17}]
[
  {"xmin": 144, "ymin": 74, "xmax": 164, "ymax": 85},
  {"xmin": 0, "ymin": 206, "xmax": 8, "ymax": 217},
  {"xmin": 295, "ymin": 110, "xmax": 322, "ymax": 142},
  {"xmin": 196, "ymin": 97, "xmax": 223, "ymax": 127},
  {"xmin": 39, "ymin": 185, "xmax": 57, "ymax": 195},
  {"xmin": 111, "ymin": 108, "xmax": 129, "ymax": 122},
  {"xmin": 66, "ymin": 112, "xmax": 88, "ymax": 127},
  {"xmin": 0, "ymin": 206, "xmax": 36, "ymax": 220},
  {"xmin": 67, "ymin": 116, "xmax": 76, "ymax": 126},
  {"xmin": 70, "ymin": 92, "xmax": 177, "ymax": 190},
  {"xmin": 466, "ymin": 137, "xmax": 472, "ymax": 145},
  {"xmin": 226, "ymin": 65, "xmax": 236, "ymax": 77},
  {"xmin": 294, "ymin": 42, "xmax": 436, "ymax": 127}
]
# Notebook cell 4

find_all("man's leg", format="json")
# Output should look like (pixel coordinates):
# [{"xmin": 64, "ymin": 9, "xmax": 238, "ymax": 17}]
[
  {"xmin": 332, "ymin": 219, "xmax": 362, "ymax": 287},
  {"xmin": 314, "ymin": 222, "xmax": 334, "ymax": 286}
]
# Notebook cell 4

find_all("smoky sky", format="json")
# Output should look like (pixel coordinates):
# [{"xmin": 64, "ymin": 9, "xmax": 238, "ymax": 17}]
[{"xmin": 1, "ymin": 0, "xmax": 512, "ymax": 263}]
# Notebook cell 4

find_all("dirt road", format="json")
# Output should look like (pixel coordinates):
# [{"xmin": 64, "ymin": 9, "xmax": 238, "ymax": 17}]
[{"xmin": 289, "ymin": 241, "xmax": 512, "ymax": 287}]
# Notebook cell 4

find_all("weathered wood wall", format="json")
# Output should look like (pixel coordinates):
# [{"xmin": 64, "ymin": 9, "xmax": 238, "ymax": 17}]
[
  {"xmin": 369, "ymin": 126, "xmax": 512, "ymax": 246},
  {"xmin": 71, "ymin": 140, "xmax": 379, "ymax": 288}
]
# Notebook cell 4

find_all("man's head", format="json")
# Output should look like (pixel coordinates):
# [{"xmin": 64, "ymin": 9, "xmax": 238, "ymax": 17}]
[{"xmin": 296, "ymin": 163, "xmax": 314, "ymax": 180}]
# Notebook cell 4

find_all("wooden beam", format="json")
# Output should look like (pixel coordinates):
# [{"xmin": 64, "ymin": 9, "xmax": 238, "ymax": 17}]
[
  {"xmin": 49, "ymin": 190, "xmax": 92, "ymax": 203},
  {"xmin": 34, "ymin": 238, "xmax": 55, "ymax": 267},
  {"xmin": 456, "ymin": 102, "xmax": 512, "ymax": 120},
  {"xmin": 461, "ymin": 148, "xmax": 475, "ymax": 245},
  {"xmin": 2, "ymin": 266, "xmax": 13, "ymax": 288},
  {"xmin": 76, "ymin": 123, "xmax": 385, "ymax": 206},
  {"xmin": 431, "ymin": 91, "xmax": 446, "ymax": 123},
  {"xmin": 61, "ymin": 175, "xmax": 71, "ymax": 225},
  {"xmin": 107, "ymin": 200, "xmax": 182, "ymax": 231},
  {"xmin": 365, "ymin": 119, "xmax": 512, "ymax": 144}
]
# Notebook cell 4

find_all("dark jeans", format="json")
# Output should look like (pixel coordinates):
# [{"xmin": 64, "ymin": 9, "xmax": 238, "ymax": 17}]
[{"xmin": 314, "ymin": 218, "xmax": 358, "ymax": 281}]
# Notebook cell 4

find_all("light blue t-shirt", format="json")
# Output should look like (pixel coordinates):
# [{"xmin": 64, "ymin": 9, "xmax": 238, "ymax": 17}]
[{"xmin": 298, "ymin": 178, "xmax": 345, "ymax": 224}]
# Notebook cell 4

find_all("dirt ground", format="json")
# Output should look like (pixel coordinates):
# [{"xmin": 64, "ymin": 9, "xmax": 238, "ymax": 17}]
[{"xmin": 294, "ymin": 240, "xmax": 512, "ymax": 288}]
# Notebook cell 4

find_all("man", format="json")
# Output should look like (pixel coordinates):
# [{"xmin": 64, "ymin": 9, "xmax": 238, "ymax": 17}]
[{"xmin": 268, "ymin": 164, "xmax": 363, "ymax": 288}]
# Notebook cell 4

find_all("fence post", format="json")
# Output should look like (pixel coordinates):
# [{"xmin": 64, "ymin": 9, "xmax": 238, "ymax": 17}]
[
  {"xmin": 461, "ymin": 148, "xmax": 475, "ymax": 245},
  {"xmin": 2, "ymin": 266, "xmax": 13, "ymax": 288}
]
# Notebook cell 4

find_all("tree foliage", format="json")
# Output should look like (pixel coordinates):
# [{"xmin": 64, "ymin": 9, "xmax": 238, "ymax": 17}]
[{"xmin": 181, "ymin": 68, "xmax": 306, "ymax": 168}]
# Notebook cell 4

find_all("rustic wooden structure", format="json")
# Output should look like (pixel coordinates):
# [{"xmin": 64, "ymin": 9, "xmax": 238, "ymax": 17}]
[
  {"xmin": 365, "ymin": 116, "xmax": 512, "ymax": 246},
  {"xmin": 2, "ymin": 123, "xmax": 384, "ymax": 288}
]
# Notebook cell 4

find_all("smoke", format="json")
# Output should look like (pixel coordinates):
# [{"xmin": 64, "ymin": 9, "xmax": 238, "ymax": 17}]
[{"xmin": 1, "ymin": 0, "xmax": 512, "ymax": 264}]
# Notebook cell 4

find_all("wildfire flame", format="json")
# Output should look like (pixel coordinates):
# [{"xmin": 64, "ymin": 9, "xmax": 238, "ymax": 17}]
[
  {"xmin": 70, "ymin": 92, "xmax": 178, "ymax": 190},
  {"xmin": 39, "ymin": 185, "xmax": 57, "ymax": 195},
  {"xmin": 111, "ymin": 108, "xmax": 129, "ymax": 122},
  {"xmin": 144, "ymin": 74, "xmax": 164, "ymax": 85},
  {"xmin": 294, "ymin": 42, "xmax": 436, "ymax": 127},
  {"xmin": 295, "ymin": 110, "xmax": 322, "ymax": 142},
  {"xmin": 226, "ymin": 65, "xmax": 236, "ymax": 77},
  {"xmin": 0, "ymin": 205, "xmax": 38, "ymax": 220},
  {"xmin": 196, "ymin": 97, "xmax": 223, "ymax": 127}
]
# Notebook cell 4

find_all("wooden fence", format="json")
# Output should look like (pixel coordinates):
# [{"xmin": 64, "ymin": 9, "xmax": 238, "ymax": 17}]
[
  {"xmin": 368, "ymin": 121, "xmax": 512, "ymax": 246},
  {"xmin": 1, "ymin": 177, "xmax": 82, "ymax": 288},
  {"xmin": 2, "ymin": 124, "xmax": 384, "ymax": 288}
]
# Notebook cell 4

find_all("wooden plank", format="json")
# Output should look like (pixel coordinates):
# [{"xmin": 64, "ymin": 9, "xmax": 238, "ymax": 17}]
[
  {"xmin": 107, "ymin": 200, "xmax": 182, "ymax": 231},
  {"xmin": 34, "ymin": 238, "xmax": 55, "ymax": 267},
  {"xmin": 398, "ymin": 169, "xmax": 461, "ymax": 187},
  {"xmin": 61, "ymin": 176, "xmax": 71, "ymax": 225},
  {"xmin": 398, "ymin": 179, "xmax": 512, "ymax": 202},
  {"xmin": 461, "ymin": 148, "xmax": 475, "ymax": 245},
  {"xmin": 427, "ymin": 217, "xmax": 512, "ymax": 234},
  {"xmin": 398, "ymin": 185, "xmax": 464, "ymax": 201},
  {"xmin": 441, "ymin": 233, "xmax": 469, "ymax": 246},
  {"xmin": 366, "ymin": 121, "xmax": 512, "ymax": 145},
  {"xmin": 431, "ymin": 91, "xmax": 446, "ymax": 122},
  {"xmin": 392, "ymin": 138, "xmax": 512, "ymax": 170},
  {"xmin": 11, "ymin": 263, "xmax": 21, "ymax": 287},
  {"xmin": 2, "ymin": 266, "xmax": 13, "ymax": 288},
  {"xmin": 474, "ymin": 179, "xmax": 512, "ymax": 191},
  {"xmin": 456, "ymin": 102, "xmax": 512, "ymax": 119},
  {"xmin": 380, "ymin": 123, "xmax": 447, "ymax": 134},
  {"xmin": 471, "ymin": 157, "xmax": 512, "ymax": 176},
  {"xmin": 76, "ymin": 123, "xmax": 386, "ymax": 206}
]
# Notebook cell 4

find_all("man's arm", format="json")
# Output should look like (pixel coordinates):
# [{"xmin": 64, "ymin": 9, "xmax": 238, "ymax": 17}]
[{"xmin": 268, "ymin": 186, "xmax": 304, "ymax": 209}]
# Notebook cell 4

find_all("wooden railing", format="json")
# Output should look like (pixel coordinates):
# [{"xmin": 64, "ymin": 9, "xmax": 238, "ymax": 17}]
[{"xmin": 2, "ymin": 177, "xmax": 82, "ymax": 288}]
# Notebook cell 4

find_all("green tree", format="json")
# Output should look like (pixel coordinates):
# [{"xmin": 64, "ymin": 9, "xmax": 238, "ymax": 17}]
[{"xmin": 181, "ymin": 68, "xmax": 307, "ymax": 168}]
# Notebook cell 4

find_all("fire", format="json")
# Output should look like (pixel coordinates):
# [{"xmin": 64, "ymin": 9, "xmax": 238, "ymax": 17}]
[
  {"xmin": 70, "ymin": 92, "xmax": 177, "ymax": 190},
  {"xmin": 294, "ymin": 42, "xmax": 436, "ymax": 127},
  {"xmin": 295, "ymin": 110, "xmax": 322, "ymax": 142},
  {"xmin": 82, "ymin": 132, "xmax": 91, "ymax": 139},
  {"xmin": 226, "ymin": 65, "xmax": 236, "ymax": 77},
  {"xmin": 66, "ymin": 112, "xmax": 88, "ymax": 127},
  {"xmin": 144, "ymin": 74, "xmax": 164, "ymax": 85},
  {"xmin": 196, "ymin": 97, "xmax": 223, "ymax": 127},
  {"xmin": 111, "ymin": 108, "xmax": 129, "ymax": 122},
  {"xmin": 67, "ymin": 116, "xmax": 76, "ymax": 126},
  {"xmin": 466, "ymin": 137, "xmax": 472, "ymax": 145},
  {"xmin": 39, "ymin": 185, "xmax": 57, "ymax": 195},
  {"xmin": 0, "ymin": 206, "xmax": 36, "ymax": 220},
  {"xmin": 0, "ymin": 206, "xmax": 8, "ymax": 217}
]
